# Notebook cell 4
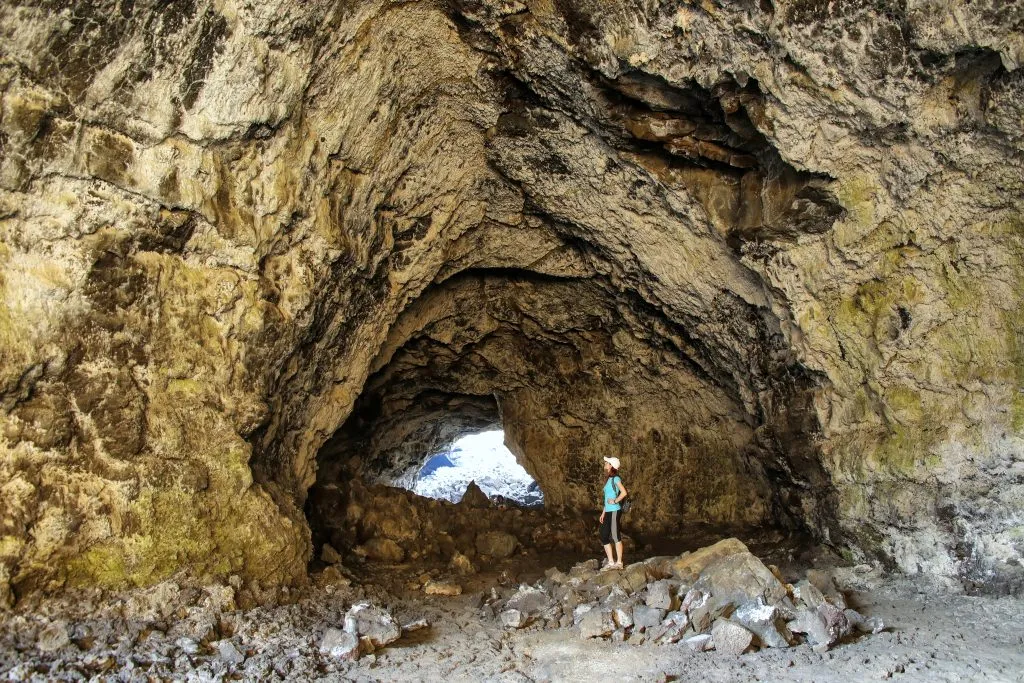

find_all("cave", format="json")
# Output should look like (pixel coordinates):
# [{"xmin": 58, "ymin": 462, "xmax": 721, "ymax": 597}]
[{"xmin": 1, "ymin": 0, "xmax": 1023, "ymax": 679}]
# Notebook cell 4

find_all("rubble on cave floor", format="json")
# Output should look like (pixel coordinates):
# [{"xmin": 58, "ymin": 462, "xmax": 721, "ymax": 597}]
[
  {"xmin": 2, "ymin": 537, "xmax": 1023, "ymax": 682},
  {"xmin": 483, "ymin": 538, "xmax": 885, "ymax": 655}
]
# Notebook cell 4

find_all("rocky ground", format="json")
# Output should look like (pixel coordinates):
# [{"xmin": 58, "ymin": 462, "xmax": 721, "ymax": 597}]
[{"xmin": 2, "ymin": 534, "xmax": 1022, "ymax": 682}]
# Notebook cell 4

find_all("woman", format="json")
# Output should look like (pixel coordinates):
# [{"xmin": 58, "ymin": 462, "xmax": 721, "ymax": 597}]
[{"xmin": 598, "ymin": 456, "xmax": 627, "ymax": 570}]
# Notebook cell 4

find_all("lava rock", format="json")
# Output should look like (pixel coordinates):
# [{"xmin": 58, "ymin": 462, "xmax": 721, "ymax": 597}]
[
  {"xmin": 343, "ymin": 603, "xmax": 401, "ymax": 648},
  {"xmin": 579, "ymin": 609, "xmax": 615, "ymax": 639},
  {"xmin": 37, "ymin": 622, "xmax": 71, "ymax": 652},
  {"xmin": 619, "ymin": 563, "xmax": 650, "ymax": 593},
  {"xmin": 789, "ymin": 607, "xmax": 832, "ymax": 647},
  {"xmin": 476, "ymin": 531, "xmax": 519, "ymax": 559},
  {"xmin": 655, "ymin": 611, "xmax": 690, "ymax": 644},
  {"xmin": 449, "ymin": 551, "xmax": 477, "ymax": 575},
  {"xmin": 175, "ymin": 637, "xmax": 200, "ymax": 655},
  {"xmin": 506, "ymin": 585, "xmax": 553, "ymax": 618},
  {"xmin": 460, "ymin": 481, "xmax": 491, "ymax": 508},
  {"xmin": 424, "ymin": 580, "xmax": 463, "ymax": 596},
  {"xmin": 612, "ymin": 606, "xmax": 634, "ymax": 629},
  {"xmin": 645, "ymin": 579, "xmax": 678, "ymax": 610},
  {"xmin": 691, "ymin": 550, "xmax": 788, "ymax": 613},
  {"xmin": 685, "ymin": 633, "xmax": 715, "ymax": 652},
  {"xmin": 670, "ymin": 539, "xmax": 749, "ymax": 582},
  {"xmin": 321, "ymin": 544, "xmax": 342, "ymax": 565},
  {"xmin": 817, "ymin": 602, "xmax": 853, "ymax": 644},
  {"xmin": 500, "ymin": 609, "xmax": 528, "ymax": 629},
  {"xmin": 845, "ymin": 608, "xmax": 885, "ymax": 634},
  {"xmin": 793, "ymin": 580, "xmax": 828, "ymax": 610},
  {"xmin": 711, "ymin": 619, "xmax": 754, "ymax": 655},
  {"xmin": 319, "ymin": 566, "xmax": 351, "ymax": 586},
  {"xmin": 632, "ymin": 605, "xmax": 666, "ymax": 630},
  {"xmin": 361, "ymin": 538, "xmax": 405, "ymax": 563},
  {"xmin": 320, "ymin": 628, "xmax": 360, "ymax": 660},
  {"xmin": 216, "ymin": 639, "xmax": 245, "ymax": 665},
  {"xmin": 734, "ymin": 600, "xmax": 793, "ymax": 648}
]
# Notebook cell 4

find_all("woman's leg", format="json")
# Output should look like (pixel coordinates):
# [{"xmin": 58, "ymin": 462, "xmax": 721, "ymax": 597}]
[
  {"xmin": 600, "ymin": 514, "xmax": 615, "ymax": 564},
  {"xmin": 611, "ymin": 510, "xmax": 624, "ymax": 566}
]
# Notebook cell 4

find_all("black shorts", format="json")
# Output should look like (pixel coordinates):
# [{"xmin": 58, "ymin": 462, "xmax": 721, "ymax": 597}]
[{"xmin": 600, "ymin": 509, "xmax": 623, "ymax": 545}]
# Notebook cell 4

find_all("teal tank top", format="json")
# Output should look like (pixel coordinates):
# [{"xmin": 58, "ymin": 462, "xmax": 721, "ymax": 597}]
[{"xmin": 603, "ymin": 476, "xmax": 621, "ymax": 512}]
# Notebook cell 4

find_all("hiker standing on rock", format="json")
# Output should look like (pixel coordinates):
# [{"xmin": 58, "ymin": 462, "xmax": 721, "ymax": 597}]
[{"xmin": 599, "ymin": 456, "xmax": 627, "ymax": 570}]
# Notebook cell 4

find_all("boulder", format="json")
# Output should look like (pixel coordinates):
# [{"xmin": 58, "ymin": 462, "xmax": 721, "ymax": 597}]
[
  {"xmin": 476, "ymin": 531, "xmax": 518, "ymax": 559},
  {"xmin": 569, "ymin": 559, "xmax": 600, "ymax": 582},
  {"xmin": 793, "ymin": 580, "xmax": 827, "ymax": 609},
  {"xmin": 579, "ymin": 609, "xmax": 615, "ymax": 639},
  {"xmin": 691, "ymin": 550, "xmax": 788, "ymax": 613},
  {"xmin": 685, "ymin": 634, "xmax": 714, "ymax": 652},
  {"xmin": 544, "ymin": 567, "xmax": 569, "ymax": 584},
  {"xmin": 806, "ymin": 569, "xmax": 847, "ymax": 609},
  {"xmin": 36, "ymin": 622, "xmax": 70, "ymax": 652},
  {"xmin": 459, "ymin": 480, "xmax": 491, "ymax": 507},
  {"xmin": 681, "ymin": 588, "xmax": 708, "ymax": 613},
  {"xmin": 612, "ymin": 606, "xmax": 634, "ymax": 629},
  {"xmin": 845, "ymin": 608, "xmax": 885, "ymax": 635},
  {"xmin": 645, "ymin": 579, "xmax": 679, "ymax": 610},
  {"xmin": 829, "ymin": 565, "xmax": 886, "ymax": 592},
  {"xmin": 450, "ymin": 551, "xmax": 476, "ymax": 575},
  {"xmin": 601, "ymin": 584, "xmax": 630, "ymax": 607},
  {"xmin": 320, "ymin": 628, "xmax": 360, "ymax": 661},
  {"xmin": 361, "ymin": 538, "xmax": 405, "ymax": 563},
  {"xmin": 506, "ymin": 585, "xmax": 553, "ymax": 617},
  {"xmin": 654, "ymin": 611, "xmax": 690, "ymax": 644},
  {"xmin": 424, "ymin": 580, "xmax": 462, "ymax": 596},
  {"xmin": 640, "ymin": 555, "xmax": 678, "ymax": 580},
  {"xmin": 401, "ymin": 618, "xmax": 430, "ymax": 633},
  {"xmin": 321, "ymin": 544, "xmax": 342, "ymax": 565},
  {"xmin": 817, "ymin": 602, "xmax": 853, "ymax": 644},
  {"xmin": 669, "ymin": 538, "xmax": 749, "ymax": 582},
  {"xmin": 788, "ymin": 602, "xmax": 852, "ymax": 650},
  {"xmin": 216, "ymin": 640, "xmax": 245, "ymax": 665},
  {"xmin": 632, "ymin": 606, "xmax": 666, "ymax": 630},
  {"xmin": 500, "ymin": 609, "xmax": 528, "ymax": 628},
  {"xmin": 711, "ymin": 619, "xmax": 754, "ymax": 655},
  {"xmin": 573, "ymin": 603, "xmax": 596, "ymax": 624},
  {"xmin": 733, "ymin": 600, "xmax": 793, "ymax": 648},
  {"xmin": 788, "ymin": 608, "xmax": 832, "ymax": 647},
  {"xmin": 318, "ymin": 566, "xmax": 351, "ymax": 586},
  {"xmin": 175, "ymin": 637, "xmax": 200, "ymax": 655},
  {"xmin": 619, "ymin": 563, "xmax": 651, "ymax": 593},
  {"xmin": 343, "ymin": 603, "xmax": 401, "ymax": 648}
]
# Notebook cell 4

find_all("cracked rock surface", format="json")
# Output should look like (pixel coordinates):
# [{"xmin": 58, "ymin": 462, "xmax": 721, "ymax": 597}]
[{"xmin": 0, "ymin": 0, "xmax": 1022, "ymax": 603}]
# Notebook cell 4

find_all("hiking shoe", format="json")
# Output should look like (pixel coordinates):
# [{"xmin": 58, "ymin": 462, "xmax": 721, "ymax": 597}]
[{"xmin": 600, "ymin": 561, "xmax": 617, "ymax": 572}]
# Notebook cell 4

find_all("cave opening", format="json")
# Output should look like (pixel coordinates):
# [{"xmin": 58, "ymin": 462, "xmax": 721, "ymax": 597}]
[
  {"xmin": 409, "ymin": 430, "xmax": 545, "ymax": 508},
  {"xmin": 299, "ymin": 268, "xmax": 830, "ymax": 576}
]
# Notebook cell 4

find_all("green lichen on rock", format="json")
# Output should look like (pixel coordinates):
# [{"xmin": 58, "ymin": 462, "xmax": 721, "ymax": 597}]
[{"xmin": 66, "ymin": 486, "xmax": 306, "ymax": 589}]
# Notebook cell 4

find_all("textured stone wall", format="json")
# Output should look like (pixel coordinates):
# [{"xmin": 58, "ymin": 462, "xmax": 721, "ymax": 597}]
[{"xmin": 0, "ymin": 0, "xmax": 1022, "ymax": 604}]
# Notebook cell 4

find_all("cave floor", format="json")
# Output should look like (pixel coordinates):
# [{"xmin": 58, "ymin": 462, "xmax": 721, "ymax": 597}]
[{"xmin": 2, "ymin": 535, "xmax": 1023, "ymax": 682}]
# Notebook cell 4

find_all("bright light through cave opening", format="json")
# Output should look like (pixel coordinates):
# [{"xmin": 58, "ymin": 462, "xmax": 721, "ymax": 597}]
[{"xmin": 412, "ymin": 430, "xmax": 544, "ymax": 507}]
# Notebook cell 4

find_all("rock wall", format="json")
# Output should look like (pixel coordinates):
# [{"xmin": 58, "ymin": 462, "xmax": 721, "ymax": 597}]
[{"xmin": 0, "ymin": 0, "xmax": 1022, "ymax": 602}]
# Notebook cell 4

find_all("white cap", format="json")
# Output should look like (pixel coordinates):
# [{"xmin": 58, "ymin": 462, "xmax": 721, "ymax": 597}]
[{"xmin": 603, "ymin": 456, "xmax": 620, "ymax": 469}]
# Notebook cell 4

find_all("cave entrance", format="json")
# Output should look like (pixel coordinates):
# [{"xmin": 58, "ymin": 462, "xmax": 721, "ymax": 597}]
[{"xmin": 408, "ymin": 429, "xmax": 544, "ymax": 507}]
